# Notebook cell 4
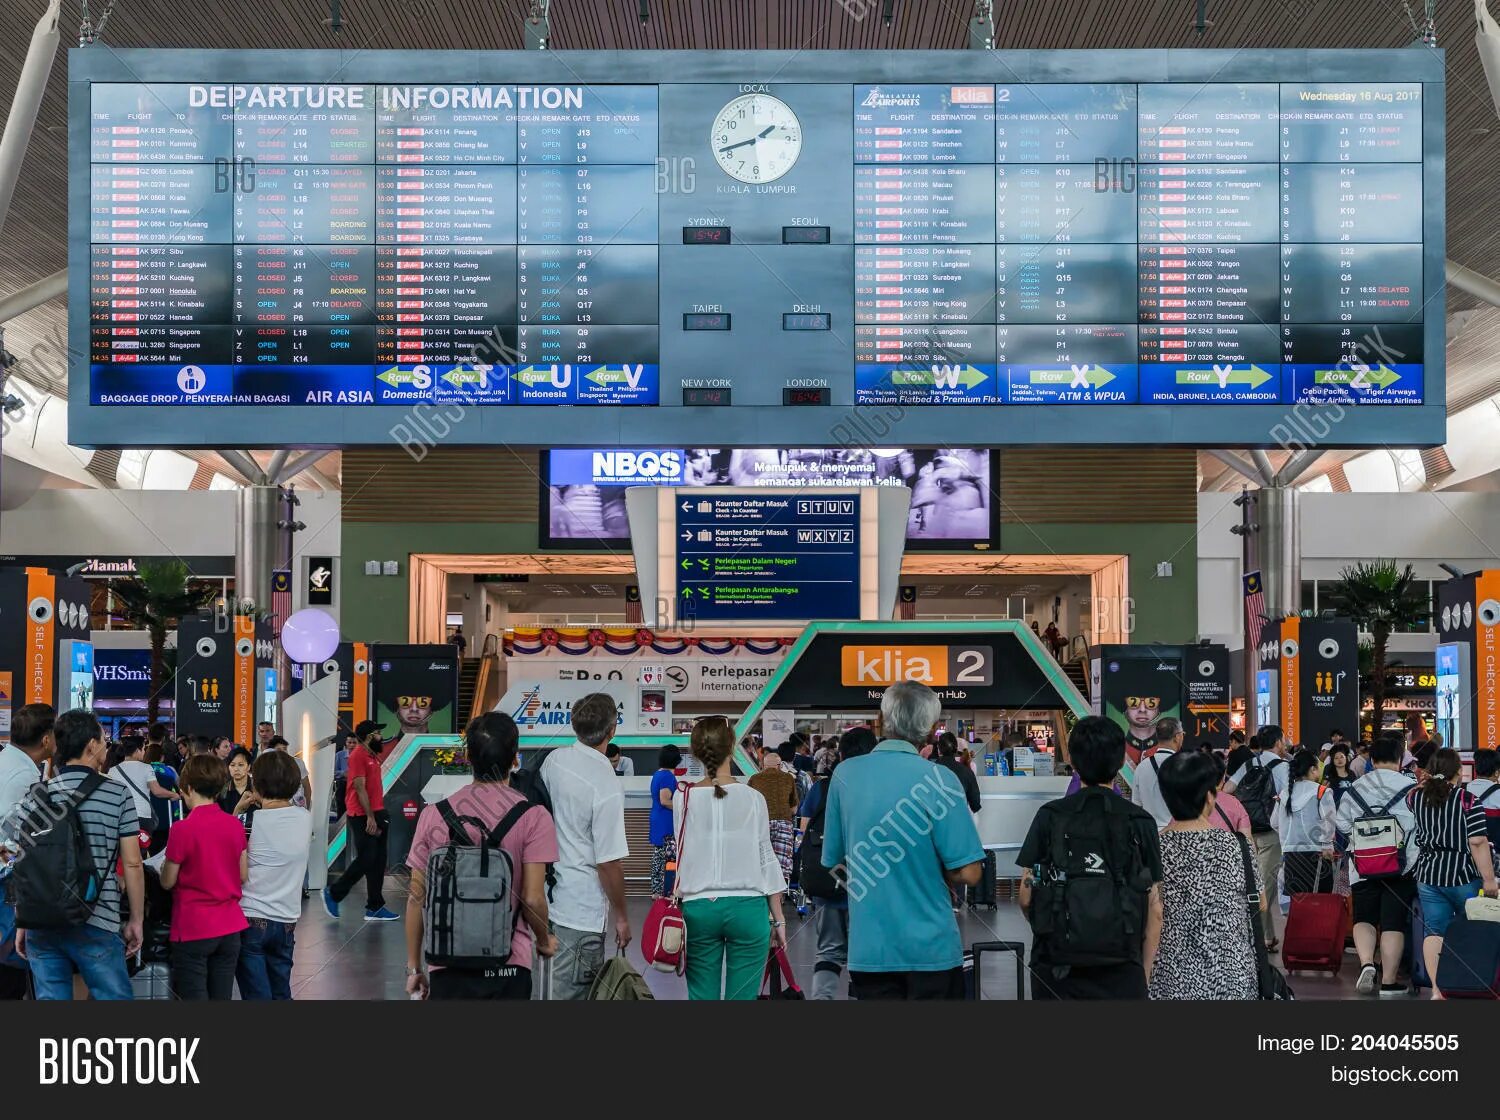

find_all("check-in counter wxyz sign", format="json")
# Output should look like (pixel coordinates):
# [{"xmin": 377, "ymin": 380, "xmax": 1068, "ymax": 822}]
[{"xmin": 840, "ymin": 645, "xmax": 993, "ymax": 686}]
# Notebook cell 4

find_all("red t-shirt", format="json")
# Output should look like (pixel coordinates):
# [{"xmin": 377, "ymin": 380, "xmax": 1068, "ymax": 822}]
[
  {"xmin": 164, "ymin": 804, "xmax": 248, "ymax": 942},
  {"xmin": 346, "ymin": 747, "xmax": 385, "ymax": 816}
]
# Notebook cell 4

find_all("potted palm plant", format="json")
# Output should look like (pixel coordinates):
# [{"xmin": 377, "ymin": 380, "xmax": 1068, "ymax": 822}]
[
  {"xmin": 109, "ymin": 560, "xmax": 219, "ymax": 724},
  {"xmin": 1327, "ymin": 561, "xmax": 1428, "ymax": 738}
]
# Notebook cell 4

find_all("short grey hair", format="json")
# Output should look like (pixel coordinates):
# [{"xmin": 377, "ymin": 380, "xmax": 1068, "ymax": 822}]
[
  {"xmin": 571, "ymin": 692, "xmax": 619, "ymax": 747},
  {"xmin": 881, "ymin": 681, "xmax": 942, "ymax": 747},
  {"xmin": 1155, "ymin": 717, "xmax": 1183, "ymax": 744}
]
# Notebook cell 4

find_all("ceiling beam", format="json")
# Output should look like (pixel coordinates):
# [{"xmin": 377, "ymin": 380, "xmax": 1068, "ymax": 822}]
[
  {"xmin": 0, "ymin": 0, "xmax": 61, "ymax": 240},
  {"xmin": 0, "ymin": 268, "xmax": 65, "ymax": 324},
  {"xmin": 1448, "ymin": 259, "xmax": 1500, "ymax": 308},
  {"xmin": 1206, "ymin": 449, "xmax": 1268, "ymax": 486},
  {"xmin": 275, "ymin": 449, "xmax": 326, "ymax": 484},
  {"xmin": 216, "ymin": 449, "xmax": 265, "ymax": 485}
]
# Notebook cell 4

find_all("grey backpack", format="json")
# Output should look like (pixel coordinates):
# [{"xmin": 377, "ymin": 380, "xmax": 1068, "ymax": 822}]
[{"xmin": 422, "ymin": 798, "xmax": 533, "ymax": 969}]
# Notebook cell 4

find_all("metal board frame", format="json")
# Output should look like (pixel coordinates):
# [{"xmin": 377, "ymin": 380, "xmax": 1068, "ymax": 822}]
[{"xmin": 68, "ymin": 48, "xmax": 1446, "ymax": 450}]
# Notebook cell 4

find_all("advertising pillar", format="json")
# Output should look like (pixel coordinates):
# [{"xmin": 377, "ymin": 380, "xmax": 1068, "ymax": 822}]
[
  {"xmin": 1261, "ymin": 616, "xmax": 1357, "ymax": 750},
  {"xmin": 1436, "ymin": 572, "xmax": 1500, "ymax": 751},
  {"xmin": 1291, "ymin": 618, "xmax": 1358, "ymax": 750},
  {"xmin": 0, "ymin": 567, "xmax": 94, "ymax": 718},
  {"xmin": 176, "ymin": 612, "xmax": 272, "ymax": 744},
  {"xmin": 1095, "ymin": 645, "xmax": 1186, "ymax": 764},
  {"xmin": 370, "ymin": 644, "xmax": 459, "ymax": 754},
  {"xmin": 1184, "ymin": 644, "xmax": 1231, "ymax": 752}
]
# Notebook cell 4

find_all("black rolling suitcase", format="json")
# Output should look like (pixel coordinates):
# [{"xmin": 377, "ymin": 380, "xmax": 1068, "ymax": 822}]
[
  {"xmin": 967, "ymin": 851, "xmax": 997, "ymax": 910},
  {"xmin": 964, "ymin": 940, "xmax": 1026, "ymax": 999}
]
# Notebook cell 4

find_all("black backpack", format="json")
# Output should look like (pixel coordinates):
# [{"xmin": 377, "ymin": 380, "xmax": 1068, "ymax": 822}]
[
  {"xmin": 1236, "ymin": 756, "xmax": 1284, "ymax": 834},
  {"xmin": 9, "ymin": 774, "xmax": 108, "ymax": 930},
  {"xmin": 508, "ymin": 767, "xmax": 557, "ymax": 899},
  {"xmin": 797, "ymin": 778, "xmax": 843, "ymax": 902},
  {"xmin": 1027, "ymin": 793, "xmax": 1153, "ymax": 967}
]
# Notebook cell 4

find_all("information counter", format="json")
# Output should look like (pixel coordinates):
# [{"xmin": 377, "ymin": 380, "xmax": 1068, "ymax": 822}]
[{"xmin": 975, "ymin": 776, "xmax": 1071, "ymax": 863}]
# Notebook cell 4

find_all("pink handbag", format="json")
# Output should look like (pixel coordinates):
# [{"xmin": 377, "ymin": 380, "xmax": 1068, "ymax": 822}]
[{"xmin": 641, "ymin": 784, "xmax": 690, "ymax": 974}]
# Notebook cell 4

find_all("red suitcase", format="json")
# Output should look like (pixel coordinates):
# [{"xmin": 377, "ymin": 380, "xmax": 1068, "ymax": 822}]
[{"xmin": 1282, "ymin": 893, "xmax": 1350, "ymax": 974}]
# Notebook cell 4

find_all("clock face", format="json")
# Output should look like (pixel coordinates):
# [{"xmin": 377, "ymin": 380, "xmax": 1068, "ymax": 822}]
[{"xmin": 710, "ymin": 94, "xmax": 802, "ymax": 184}]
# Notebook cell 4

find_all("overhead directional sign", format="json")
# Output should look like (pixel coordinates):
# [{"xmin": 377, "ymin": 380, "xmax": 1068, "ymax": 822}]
[{"xmin": 676, "ymin": 492, "xmax": 860, "ymax": 623}]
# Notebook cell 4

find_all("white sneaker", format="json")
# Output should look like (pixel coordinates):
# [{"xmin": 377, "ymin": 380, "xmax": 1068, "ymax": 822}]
[{"xmin": 1355, "ymin": 964, "xmax": 1377, "ymax": 995}]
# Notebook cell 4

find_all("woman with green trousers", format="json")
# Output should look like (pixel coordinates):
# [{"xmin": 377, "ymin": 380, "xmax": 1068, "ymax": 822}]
[{"xmin": 673, "ymin": 718, "xmax": 787, "ymax": 1000}]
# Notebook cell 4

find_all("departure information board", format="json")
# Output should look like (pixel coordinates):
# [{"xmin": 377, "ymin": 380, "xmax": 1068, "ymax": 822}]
[{"xmin": 69, "ymin": 50, "xmax": 1445, "ymax": 448}]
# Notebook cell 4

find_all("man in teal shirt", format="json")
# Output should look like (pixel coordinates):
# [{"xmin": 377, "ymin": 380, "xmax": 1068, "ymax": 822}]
[{"xmin": 822, "ymin": 681, "xmax": 985, "ymax": 999}]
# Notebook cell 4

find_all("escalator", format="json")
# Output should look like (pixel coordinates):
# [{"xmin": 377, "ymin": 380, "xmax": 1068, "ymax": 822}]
[{"xmin": 455, "ymin": 657, "xmax": 481, "ymax": 729}]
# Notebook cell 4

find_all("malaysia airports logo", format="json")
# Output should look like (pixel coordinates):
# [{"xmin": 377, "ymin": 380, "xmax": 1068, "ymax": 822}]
[
  {"xmin": 589, "ymin": 450, "xmax": 684, "ymax": 485},
  {"xmin": 861, "ymin": 86, "xmax": 922, "ymax": 108},
  {"xmin": 177, "ymin": 366, "xmax": 206, "ymax": 395}
]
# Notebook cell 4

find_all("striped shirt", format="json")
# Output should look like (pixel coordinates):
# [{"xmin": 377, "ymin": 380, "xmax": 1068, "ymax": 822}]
[
  {"xmin": 16, "ymin": 766, "xmax": 137, "ymax": 933},
  {"xmin": 1469, "ymin": 779, "xmax": 1500, "ymax": 849},
  {"xmin": 1406, "ymin": 786, "xmax": 1487, "ymax": 888}
]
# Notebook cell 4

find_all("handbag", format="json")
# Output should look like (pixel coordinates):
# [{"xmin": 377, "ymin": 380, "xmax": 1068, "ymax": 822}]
[
  {"xmin": 1233, "ymin": 833, "xmax": 1295, "ymax": 1001},
  {"xmin": 641, "ymin": 784, "xmax": 691, "ymax": 975},
  {"xmin": 758, "ymin": 944, "xmax": 804, "ymax": 1000},
  {"xmin": 1465, "ymin": 893, "xmax": 1500, "ymax": 923}
]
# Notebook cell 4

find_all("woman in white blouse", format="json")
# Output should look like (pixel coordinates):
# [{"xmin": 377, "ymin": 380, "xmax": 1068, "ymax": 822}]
[{"xmin": 673, "ymin": 717, "xmax": 787, "ymax": 1000}]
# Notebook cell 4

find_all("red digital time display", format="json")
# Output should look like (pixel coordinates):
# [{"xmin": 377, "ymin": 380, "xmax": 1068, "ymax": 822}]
[
  {"xmin": 682, "ymin": 387, "xmax": 732, "ymax": 406},
  {"xmin": 682, "ymin": 226, "xmax": 731, "ymax": 244},
  {"xmin": 782, "ymin": 387, "xmax": 830, "ymax": 406}
]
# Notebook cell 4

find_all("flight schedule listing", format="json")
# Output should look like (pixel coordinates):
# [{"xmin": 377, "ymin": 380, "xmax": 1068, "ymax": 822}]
[
  {"xmin": 87, "ymin": 78, "xmax": 1428, "ymax": 409},
  {"xmin": 90, "ymin": 82, "xmax": 660, "ymax": 407},
  {"xmin": 851, "ymin": 79, "xmax": 1427, "ymax": 408}
]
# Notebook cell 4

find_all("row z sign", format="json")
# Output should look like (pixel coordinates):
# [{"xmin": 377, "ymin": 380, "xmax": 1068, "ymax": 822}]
[{"xmin": 839, "ymin": 645, "xmax": 993, "ymax": 687}]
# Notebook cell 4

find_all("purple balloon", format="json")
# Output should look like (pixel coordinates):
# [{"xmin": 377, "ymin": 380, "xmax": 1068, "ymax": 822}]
[{"xmin": 279, "ymin": 608, "xmax": 340, "ymax": 664}]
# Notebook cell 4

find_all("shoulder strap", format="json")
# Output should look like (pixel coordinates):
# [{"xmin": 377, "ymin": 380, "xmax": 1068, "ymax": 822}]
[
  {"xmin": 436, "ymin": 799, "xmax": 487, "ymax": 846},
  {"xmin": 68, "ymin": 771, "xmax": 107, "ymax": 813},
  {"xmin": 1345, "ymin": 786, "xmax": 1372, "ymax": 816},
  {"xmin": 1232, "ymin": 831, "xmax": 1259, "ymax": 900},
  {"xmin": 1214, "ymin": 802, "xmax": 1234, "ymax": 830},
  {"xmin": 670, "ymin": 783, "xmax": 692, "ymax": 900},
  {"xmin": 1265, "ymin": 757, "xmax": 1283, "ymax": 771},
  {"xmin": 1475, "ymin": 784, "xmax": 1500, "ymax": 806},
  {"xmin": 1381, "ymin": 785, "xmax": 1413, "ymax": 814},
  {"xmin": 485, "ymin": 799, "xmax": 534, "ymax": 848},
  {"xmin": 1148, "ymin": 754, "xmax": 1161, "ymax": 777},
  {"xmin": 115, "ymin": 766, "xmax": 149, "ymax": 804}
]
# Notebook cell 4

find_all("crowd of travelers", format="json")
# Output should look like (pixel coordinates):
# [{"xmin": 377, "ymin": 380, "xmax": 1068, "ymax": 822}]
[
  {"xmin": 0, "ymin": 706, "xmax": 311, "ymax": 1000},
  {"xmin": 3, "ymin": 688, "xmax": 1497, "ymax": 1002}
]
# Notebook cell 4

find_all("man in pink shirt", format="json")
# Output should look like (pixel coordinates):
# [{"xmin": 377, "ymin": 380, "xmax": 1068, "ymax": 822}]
[
  {"xmin": 404, "ymin": 712, "xmax": 559, "ymax": 1000},
  {"xmin": 161, "ymin": 755, "xmax": 248, "ymax": 1000}
]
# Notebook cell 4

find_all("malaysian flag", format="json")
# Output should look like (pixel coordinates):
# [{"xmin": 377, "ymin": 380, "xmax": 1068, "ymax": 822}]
[
  {"xmin": 271, "ymin": 569, "xmax": 292, "ymax": 704},
  {"xmin": 1243, "ymin": 570, "xmax": 1267, "ymax": 664}
]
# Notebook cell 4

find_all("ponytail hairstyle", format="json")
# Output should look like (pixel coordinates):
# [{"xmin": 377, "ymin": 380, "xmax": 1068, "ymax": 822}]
[
  {"xmin": 1287, "ymin": 748, "xmax": 1320, "ymax": 806},
  {"xmin": 690, "ymin": 716, "xmax": 736, "ymax": 798},
  {"xmin": 1422, "ymin": 747, "xmax": 1463, "ymax": 808}
]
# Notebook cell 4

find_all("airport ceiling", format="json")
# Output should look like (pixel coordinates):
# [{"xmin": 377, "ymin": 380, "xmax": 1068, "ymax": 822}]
[{"xmin": 1, "ymin": 0, "xmax": 1496, "ymax": 474}]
